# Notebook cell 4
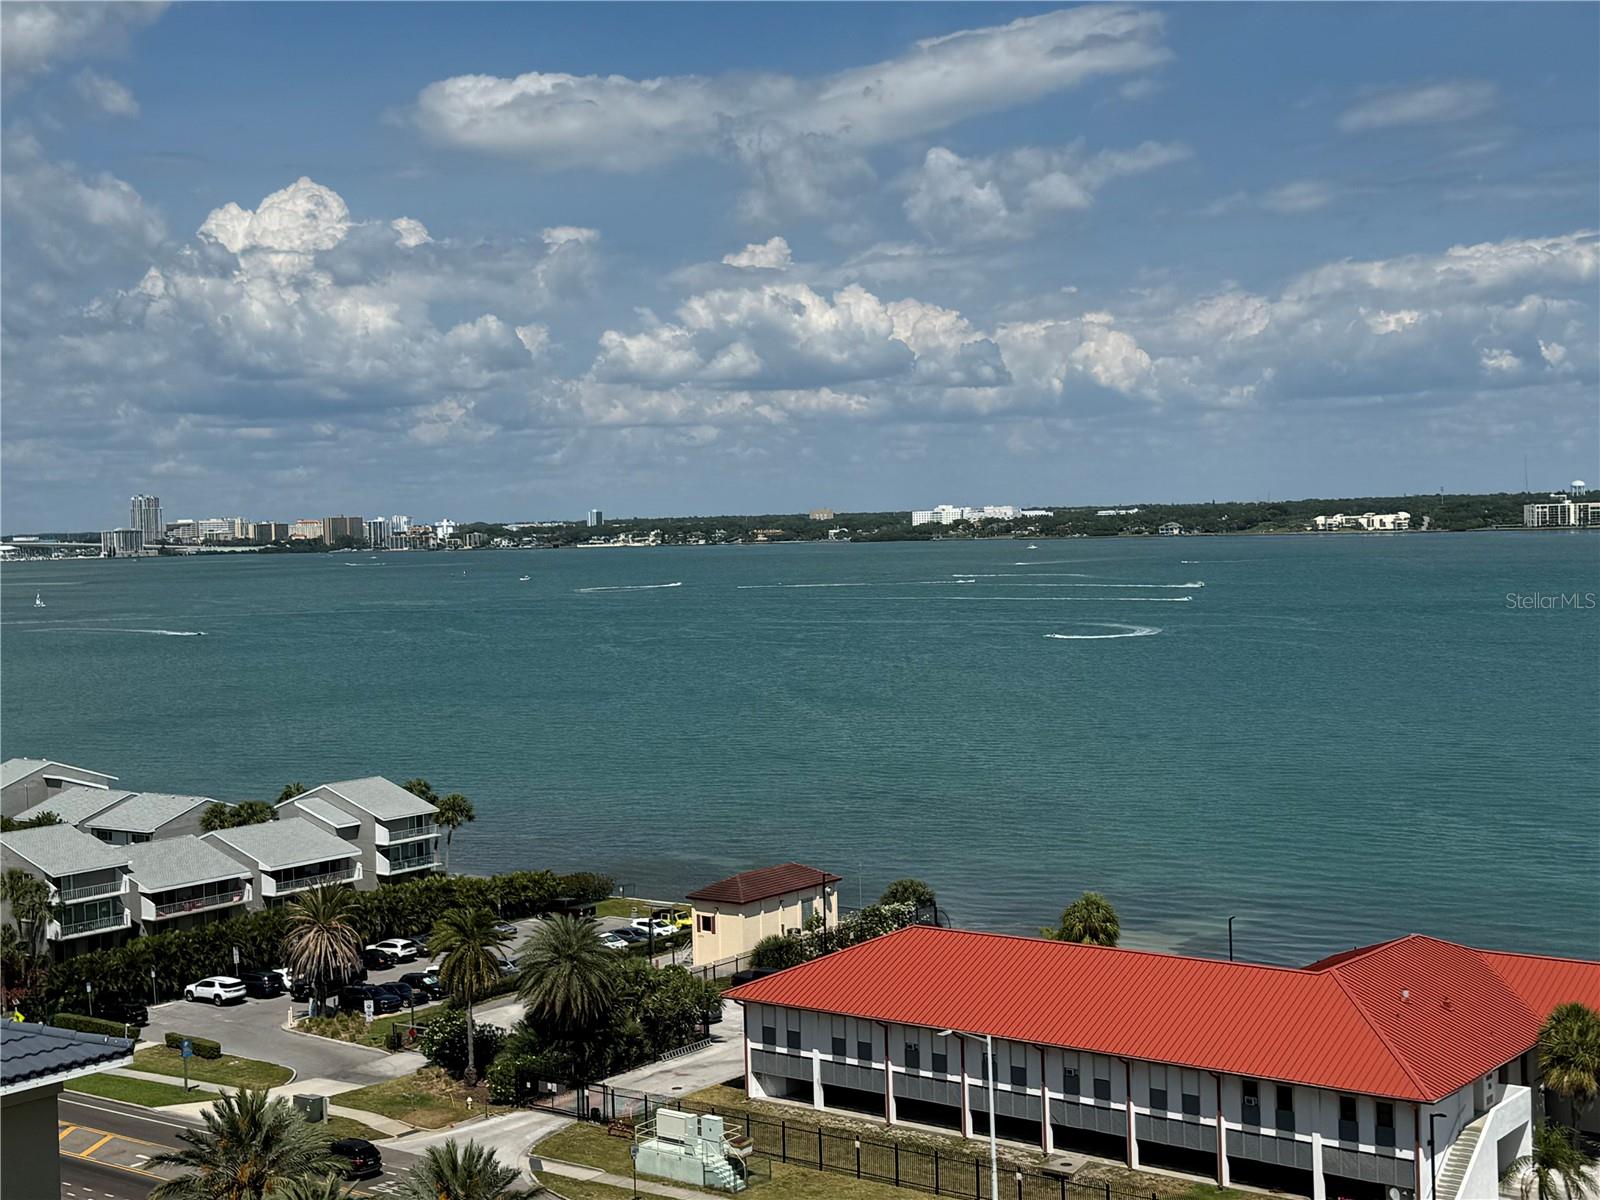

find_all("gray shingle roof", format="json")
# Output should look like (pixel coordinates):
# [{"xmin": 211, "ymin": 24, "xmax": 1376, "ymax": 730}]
[
  {"xmin": 13, "ymin": 786, "xmax": 132, "ymax": 826},
  {"xmin": 1, "ymin": 825, "xmax": 131, "ymax": 879},
  {"xmin": 286, "ymin": 795, "xmax": 359, "ymax": 829},
  {"xmin": 203, "ymin": 817, "xmax": 359, "ymax": 869},
  {"xmin": 86, "ymin": 791, "xmax": 214, "ymax": 834},
  {"xmin": 0, "ymin": 758, "xmax": 116, "ymax": 790},
  {"xmin": 123, "ymin": 836, "xmax": 253, "ymax": 892},
  {"xmin": 316, "ymin": 777, "xmax": 436, "ymax": 820},
  {"xmin": 1, "ymin": 1022, "xmax": 134, "ymax": 1093}
]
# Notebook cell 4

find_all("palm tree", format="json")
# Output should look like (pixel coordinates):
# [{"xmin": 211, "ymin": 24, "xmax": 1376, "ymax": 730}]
[
  {"xmin": 1041, "ymin": 891, "xmax": 1120, "ymax": 947},
  {"xmin": 394, "ymin": 1141, "xmax": 525, "ymax": 1200},
  {"xmin": 267, "ymin": 1175, "xmax": 356, "ymax": 1200},
  {"xmin": 1539, "ymin": 1002, "xmax": 1600, "ymax": 1127},
  {"xmin": 276, "ymin": 782, "xmax": 307, "ymax": 803},
  {"xmin": 149, "ymin": 1089, "xmax": 338, "ymax": 1200},
  {"xmin": 282, "ymin": 886, "xmax": 362, "ymax": 1014},
  {"xmin": 431, "ymin": 906, "xmax": 511, "ymax": 1087},
  {"xmin": 434, "ymin": 793, "xmax": 476, "ymax": 873},
  {"xmin": 0, "ymin": 868, "xmax": 53, "ymax": 997},
  {"xmin": 514, "ymin": 914, "xmax": 617, "ymax": 1035},
  {"xmin": 1504, "ymin": 1123, "xmax": 1596, "ymax": 1200},
  {"xmin": 402, "ymin": 778, "xmax": 439, "ymax": 805}
]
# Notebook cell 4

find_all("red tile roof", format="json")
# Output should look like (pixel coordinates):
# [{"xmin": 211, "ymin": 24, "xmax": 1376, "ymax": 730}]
[
  {"xmin": 725, "ymin": 926, "xmax": 1600, "ymax": 1102},
  {"xmin": 686, "ymin": 863, "xmax": 842, "ymax": 906}
]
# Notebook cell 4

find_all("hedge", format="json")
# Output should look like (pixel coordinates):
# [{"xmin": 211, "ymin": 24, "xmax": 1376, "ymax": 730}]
[
  {"xmin": 164, "ymin": 1031, "xmax": 223, "ymax": 1059},
  {"xmin": 52, "ymin": 1012, "xmax": 132, "ymax": 1038}
]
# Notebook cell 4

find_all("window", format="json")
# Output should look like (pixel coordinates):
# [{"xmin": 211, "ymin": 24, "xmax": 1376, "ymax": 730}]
[
  {"xmin": 979, "ymin": 1052, "xmax": 990, "ymax": 1079},
  {"xmin": 931, "ymin": 1050, "xmax": 949, "ymax": 1075},
  {"xmin": 1376, "ymin": 1103, "xmax": 1396, "ymax": 1149},
  {"xmin": 1093, "ymin": 1076, "xmax": 1111, "ymax": 1102},
  {"xmin": 1149, "ymin": 1087, "xmax": 1168, "ymax": 1112},
  {"xmin": 857, "ymin": 1039, "xmax": 872, "ymax": 1062},
  {"xmin": 1010, "ymin": 1064, "xmax": 1028, "ymax": 1088},
  {"xmin": 697, "ymin": 913, "xmax": 716, "ymax": 933},
  {"xmin": 1275, "ymin": 1085, "xmax": 1295, "ymax": 1133},
  {"xmin": 801, "ymin": 898, "xmax": 814, "ymax": 924},
  {"xmin": 786, "ymin": 1025, "xmax": 801, "ymax": 1051},
  {"xmin": 905, "ymin": 1043, "xmax": 921, "ymax": 1070},
  {"xmin": 1063, "ymin": 1066, "xmax": 1080, "ymax": 1096},
  {"xmin": 1338, "ymin": 1096, "xmax": 1358, "ymax": 1143},
  {"xmin": 1242, "ymin": 1080, "xmax": 1260, "ymax": 1125},
  {"xmin": 761, "ymin": 1024, "xmax": 777, "ymax": 1046},
  {"xmin": 1182, "ymin": 1092, "xmax": 1201, "ymax": 1117},
  {"xmin": 832, "ymin": 1036, "xmax": 847, "ymax": 1058}
]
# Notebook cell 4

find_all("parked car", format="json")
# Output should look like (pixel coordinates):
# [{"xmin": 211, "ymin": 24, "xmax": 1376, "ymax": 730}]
[
  {"xmin": 630, "ymin": 917, "xmax": 676, "ymax": 937},
  {"xmin": 336, "ymin": 984, "xmax": 401, "ymax": 1015},
  {"xmin": 729, "ymin": 968, "xmax": 780, "ymax": 987},
  {"xmin": 290, "ymin": 965, "xmax": 366, "ymax": 1003},
  {"xmin": 397, "ymin": 971, "xmax": 443, "ymax": 1000},
  {"xmin": 375, "ymin": 981, "xmax": 414, "ymax": 1008},
  {"xmin": 492, "ymin": 921, "xmax": 517, "ymax": 939},
  {"xmin": 98, "ymin": 997, "xmax": 149, "ymax": 1027},
  {"xmin": 330, "ymin": 1137, "xmax": 382, "ymax": 1180},
  {"xmin": 238, "ymin": 968, "xmax": 285, "ymax": 999},
  {"xmin": 612, "ymin": 927, "xmax": 645, "ymax": 944},
  {"xmin": 366, "ymin": 938, "xmax": 420, "ymax": 963},
  {"xmin": 361, "ymin": 947, "xmax": 398, "ymax": 971},
  {"xmin": 184, "ymin": 977, "xmax": 246, "ymax": 1005},
  {"xmin": 494, "ymin": 955, "xmax": 517, "ymax": 976},
  {"xmin": 671, "ymin": 910, "xmax": 693, "ymax": 931},
  {"xmin": 599, "ymin": 932, "xmax": 629, "ymax": 951}
]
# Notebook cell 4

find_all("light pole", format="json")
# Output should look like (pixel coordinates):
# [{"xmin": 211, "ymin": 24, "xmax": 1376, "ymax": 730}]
[
  {"xmin": 940, "ymin": 1028, "xmax": 998, "ymax": 1200},
  {"xmin": 85, "ymin": 981, "xmax": 94, "ymax": 1017},
  {"xmin": 1227, "ymin": 916, "xmax": 1236, "ymax": 962},
  {"xmin": 1428, "ymin": 1111, "xmax": 1446, "ymax": 1200},
  {"xmin": 150, "ymin": 967, "xmax": 158, "ymax": 1006}
]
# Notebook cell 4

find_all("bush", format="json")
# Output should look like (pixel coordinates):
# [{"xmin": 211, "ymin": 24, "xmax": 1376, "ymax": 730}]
[
  {"xmin": 52, "ymin": 1012, "xmax": 131, "ymax": 1038},
  {"xmin": 750, "ymin": 933, "xmax": 808, "ymax": 970},
  {"xmin": 879, "ymin": 878, "xmax": 936, "ymax": 909},
  {"xmin": 416, "ymin": 1006, "xmax": 507, "ymax": 1077},
  {"xmin": 164, "ymin": 1031, "xmax": 222, "ymax": 1059},
  {"xmin": 555, "ymin": 872, "xmax": 615, "ymax": 903}
]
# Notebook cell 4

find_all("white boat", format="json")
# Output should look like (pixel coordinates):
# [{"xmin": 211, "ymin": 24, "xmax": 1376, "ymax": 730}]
[
  {"xmin": 1028, "ymin": 544, "xmax": 1039, "ymax": 550},
  {"xmin": 34, "ymin": 593, "xmax": 46, "ymax": 608},
  {"xmin": 518, "ymin": 575, "xmax": 531, "ymax": 581}
]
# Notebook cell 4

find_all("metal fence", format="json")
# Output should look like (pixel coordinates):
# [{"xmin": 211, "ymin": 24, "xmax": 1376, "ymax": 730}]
[{"xmin": 517, "ymin": 1080, "xmax": 1175, "ymax": 1200}]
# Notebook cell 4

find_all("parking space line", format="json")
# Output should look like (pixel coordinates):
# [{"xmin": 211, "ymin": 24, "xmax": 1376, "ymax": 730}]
[
  {"xmin": 81, "ymin": 1133, "xmax": 116, "ymax": 1156},
  {"xmin": 60, "ymin": 1124, "xmax": 78, "ymax": 1140}
]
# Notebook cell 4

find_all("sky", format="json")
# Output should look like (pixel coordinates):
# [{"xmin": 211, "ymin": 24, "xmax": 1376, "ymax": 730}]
[{"xmin": 1, "ymin": 2, "xmax": 1597, "ymax": 530}]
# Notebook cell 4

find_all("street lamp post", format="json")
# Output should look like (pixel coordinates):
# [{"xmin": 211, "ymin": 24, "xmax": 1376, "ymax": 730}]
[
  {"xmin": 940, "ymin": 1028, "xmax": 998, "ymax": 1200},
  {"xmin": 85, "ymin": 981, "xmax": 94, "ymax": 1017},
  {"xmin": 1428, "ymin": 1111, "xmax": 1447, "ymax": 1200},
  {"xmin": 1228, "ymin": 916, "xmax": 1236, "ymax": 962},
  {"xmin": 150, "ymin": 967, "xmax": 158, "ymax": 1005}
]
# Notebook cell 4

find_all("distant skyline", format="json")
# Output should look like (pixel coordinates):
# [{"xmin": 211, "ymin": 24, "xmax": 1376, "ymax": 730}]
[{"xmin": 2, "ymin": 2, "xmax": 1597, "ymax": 531}]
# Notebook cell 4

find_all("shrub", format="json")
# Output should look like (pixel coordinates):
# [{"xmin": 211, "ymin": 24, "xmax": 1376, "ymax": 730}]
[
  {"xmin": 879, "ymin": 878, "xmax": 936, "ymax": 909},
  {"xmin": 52, "ymin": 1012, "xmax": 131, "ymax": 1038},
  {"xmin": 750, "ymin": 933, "xmax": 808, "ymax": 970},
  {"xmin": 555, "ymin": 872, "xmax": 615, "ymax": 903},
  {"xmin": 416, "ymin": 1007, "xmax": 507, "ymax": 1077},
  {"xmin": 164, "ymin": 1031, "xmax": 222, "ymax": 1059}
]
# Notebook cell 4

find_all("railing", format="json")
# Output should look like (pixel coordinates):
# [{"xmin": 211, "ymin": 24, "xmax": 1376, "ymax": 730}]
[
  {"xmin": 58, "ymin": 911, "xmax": 127, "ymax": 938},
  {"xmin": 377, "ymin": 821, "xmax": 437, "ymax": 845},
  {"xmin": 382, "ymin": 851, "xmax": 439, "ymax": 873},
  {"xmin": 152, "ymin": 888, "xmax": 247, "ymax": 918},
  {"xmin": 270, "ymin": 865, "xmax": 357, "ymax": 892},
  {"xmin": 58, "ymin": 878, "xmax": 124, "ymax": 902}
]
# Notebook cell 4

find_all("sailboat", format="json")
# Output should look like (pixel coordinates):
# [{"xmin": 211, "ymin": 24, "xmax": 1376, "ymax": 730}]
[
  {"xmin": 518, "ymin": 575, "xmax": 531, "ymax": 582},
  {"xmin": 34, "ymin": 593, "xmax": 46, "ymax": 608}
]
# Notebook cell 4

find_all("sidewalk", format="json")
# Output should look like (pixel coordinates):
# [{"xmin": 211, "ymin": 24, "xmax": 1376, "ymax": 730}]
[
  {"xmin": 390, "ymin": 1108, "xmax": 571, "ymax": 1182},
  {"xmin": 536, "ymin": 1155, "xmax": 715, "ymax": 1200},
  {"xmin": 104, "ymin": 1066, "xmax": 414, "ymax": 1136}
]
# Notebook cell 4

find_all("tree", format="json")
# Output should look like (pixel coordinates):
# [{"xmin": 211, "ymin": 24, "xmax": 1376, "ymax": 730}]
[
  {"xmin": 750, "ymin": 933, "xmax": 809, "ymax": 970},
  {"xmin": 277, "ymin": 783, "xmax": 307, "ymax": 804},
  {"xmin": 149, "ymin": 1089, "xmax": 338, "ymax": 1200},
  {"xmin": 200, "ymin": 800, "xmax": 277, "ymax": 832},
  {"xmin": 282, "ymin": 886, "xmax": 362, "ymax": 1014},
  {"xmin": 1504, "ymin": 1123, "xmax": 1596, "ymax": 1200},
  {"xmin": 268, "ymin": 1176, "xmax": 356, "ymax": 1200},
  {"xmin": 0, "ymin": 868, "xmax": 54, "ymax": 998},
  {"xmin": 402, "ymin": 779, "xmax": 439, "ymax": 806},
  {"xmin": 0, "ymin": 810, "xmax": 62, "ymax": 832},
  {"xmin": 514, "ymin": 914, "xmax": 616, "ymax": 1036},
  {"xmin": 1538, "ymin": 1002, "xmax": 1600, "ymax": 1126},
  {"xmin": 879, "ymin": 879, "xmax": 936, "ymax": 909},
  {"xmin": 434, "ymin": 793, "xmax": 476, "ymax": 873},
  {"xmin": 1042, "ymin": 892, "xmax": 1120, "ymax": 947},
  {"xmin": 394, "ymin": 1141, "xmax": 525, "ymax": 1200},
  {"xmin": 432, "ymin": 906, "xmax": 512, "ymax": 1087},
  {"xmin": 417, "ymin": 1007, "xmax": 509, "ymax": 1077}
]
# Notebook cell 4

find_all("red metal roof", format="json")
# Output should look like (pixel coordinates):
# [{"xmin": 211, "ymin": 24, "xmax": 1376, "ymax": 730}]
[
  {"xmin": 1475, "ymin": 947, "xmax": 1600, "ymax": 1016},
  {"xmin": 725, "ymin": 926, "xmax": 1600, "ymax": 1102},
  {"xmin": 686, "ymin": 862, "xmax": 841, "ymax": 906}
]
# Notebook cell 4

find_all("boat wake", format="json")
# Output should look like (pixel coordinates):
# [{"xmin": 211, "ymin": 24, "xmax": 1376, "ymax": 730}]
[
  {"xmin": 736, "ymin": 582, "xmax": 873, "ymax": 589},
  {"xmin": 576, "ymin": 582, "xmax": 684, "ymax": 593},
  {"xmin": 1046, "ymin": 624, "xmax": 1161, "ymax": 640},
  {"xmin": 883, "ymin": 595, "xmax": 1192, "ymax": 603},
  {"xmin": 951, "ymin": 572, "xmax": 1093, "ymax": 579},
  {"xmin": 37, "ymin": 627, "xmax": 207, "ymax": 636}
]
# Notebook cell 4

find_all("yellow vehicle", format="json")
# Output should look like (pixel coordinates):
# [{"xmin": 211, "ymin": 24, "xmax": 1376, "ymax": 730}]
[{"xmin": 671, "ymin": 909, "xmax": 692, "ymax": 930}]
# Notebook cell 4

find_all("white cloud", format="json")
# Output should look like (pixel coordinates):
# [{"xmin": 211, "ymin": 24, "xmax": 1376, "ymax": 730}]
[
  {"xmin": 1338, "ymin": 80, "xmax": 1497, "ymax": 133},
  {"xmin": 70, "ymin": 67, "xmax": 138, "ymax": 116},
  {"xmin": 411, "ymin": 6, "xmax": 1169, "ymax": 170},
  {"xmin": 542, "ymin": 225, "xmax": 599, "ymax": 248},
  {"xmin": 1284, "ymin": 231, "xmax": 1598, "ymax": 301},
  {"xmin": 905, "ymin": 139, "xmax": 1190, "ymax": 242},
  {"xmin": 391, "ymin": 217, "xmax": 432, "ymax": 248},
  {"xmin": 1539, "ymin": 340, "xmax": 1567, "ymax": 368},
  {"xmin": 1364, "ymin": 309, "xmax": 1422, "ymax": 335},
  {"xmin": 1, "ymin": 1, "xmax": 166, "ymax": 91},
  {"xmin": 723, "ymin": 236, "xmax": 792, "ymax": 270},
  {"xmin": 1479, "ymin": 347, "xmax": 1520, "ymax": 374},
  {"xmin": 516, "ymin": 323, "xmax": 550, "ymax": 357},
  {"xmin": 198, "ymin": 176, "xmax": 350, "ymax": 278},
  {"xmin": 1261, "ymin": 180, "xmax": 1334, "ymax": 214}
]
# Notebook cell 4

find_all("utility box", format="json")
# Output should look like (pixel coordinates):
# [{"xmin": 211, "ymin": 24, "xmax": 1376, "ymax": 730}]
[{"xmin": 293, "ymin": 1094, "xmax": 327, "ymax": 1123}]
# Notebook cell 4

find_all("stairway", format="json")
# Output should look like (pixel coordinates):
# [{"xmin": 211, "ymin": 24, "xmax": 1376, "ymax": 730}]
[
  {"xmin": 1436, "ymin": 1115, "xmax": 1487, "ymax": 1200},
  {"xmin": 701, "ymin": 1155, "xmax": 746, "ymax": 1193}
]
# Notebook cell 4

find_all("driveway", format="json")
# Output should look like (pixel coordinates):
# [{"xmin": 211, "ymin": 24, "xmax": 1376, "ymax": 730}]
[
  {"xmin": 144, "ymin": 994, "xmax": 395, "ymax": 1082},
  {"xmin": 601, "ymin": 998, "xmax": 745, "ymax": 1098}
]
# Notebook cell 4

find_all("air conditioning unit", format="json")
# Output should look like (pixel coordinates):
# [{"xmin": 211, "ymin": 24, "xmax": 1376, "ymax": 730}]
[{"xmin": 1242, "ymin": 1095, "xmax": 1260, "ymax": 1110}]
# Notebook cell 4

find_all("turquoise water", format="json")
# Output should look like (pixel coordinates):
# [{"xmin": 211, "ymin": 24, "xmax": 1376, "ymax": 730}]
[{"xmin": 3, "ymin": 534, "xmax": 1597, "ymax": 964}]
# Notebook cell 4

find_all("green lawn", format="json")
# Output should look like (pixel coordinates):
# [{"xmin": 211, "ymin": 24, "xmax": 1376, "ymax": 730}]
[
  {"xmin": 335, "ymin": 1067, "xmax": 486, "ymax": 1130},
  {"xmin": 322, "ymin": 1113, "xmax": 389, "ymax": 1142},
  {"xmin": 133, "ymin": 1045, "xmax": 292, "ymax": 1089},
  {"xmin": 596, "ymin": 897, "xmax": 689, "ymax": 925},
  {"xmin": 301, "ymin": 1001, "xmax": 446, "ymax": 1048},
  {"xmin": 66, "ymin": 1072, "xmax": 199, "ymax": 1107}
]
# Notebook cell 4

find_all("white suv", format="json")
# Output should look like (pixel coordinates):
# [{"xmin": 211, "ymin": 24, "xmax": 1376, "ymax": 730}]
[
  {"xmin": 630, "ymin": 918, "xmax": 676, "ymax": 937},
  {"xmin": 366, "ymin": 938, "xmax": 421, "ymax": 963},
  {"xmin": 185, "ymin": 977, "xmax": 247, "ymax": 1005}
]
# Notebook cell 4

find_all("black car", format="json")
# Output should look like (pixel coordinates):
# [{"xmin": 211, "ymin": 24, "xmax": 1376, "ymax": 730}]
[
  {"xmin": 397, "ymin": 971, "xmax": 443, "ymax": 1000},
  {"xmin": 375, "ymin": 981, "xmax": 414, "ymax": 1008},
  {"xmin": 238, "ymin": 969, "xmax": 284, "ymax": 999},
  {"xmin": 729, "ymin": 968, "xmax": 780, "ymax": 987},
  {"xmin": 290, "ymin": 965, "xmax": 367, "ymax": 1003},
  {"xmin": 97, "ymin": 997, "xmax": 149, "ymax": 1027},
  {"xmin": 361, "ymin": 947, "xmax": 397, "ymax": 971},
  {"xmin": 337, "ymin": 984, "xmax": 402, "ymax": 1015},
  {"xmin": 330, "ymin": 1137, "xmax": 382, "ymax": 1180}
]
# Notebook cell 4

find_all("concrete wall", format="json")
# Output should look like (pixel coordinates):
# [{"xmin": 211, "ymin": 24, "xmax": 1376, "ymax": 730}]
[
  {"xmin": 2, "ymin": 1085, "xmax": 64, "ymax": 1198},
  {"xmin": 291, "ymin": 787, "xmax": 381, "ymax": 890},
  {"xmin": 1, "ymin": 767, "xmax": 114, "ymax": 819}
]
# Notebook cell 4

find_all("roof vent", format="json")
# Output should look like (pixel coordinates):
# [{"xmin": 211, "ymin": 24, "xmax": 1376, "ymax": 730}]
[
  {"xmin": 1400, "ymin": 989, "xmax": 1410, "ymax": 1003},
  {"xmin": 1442, "ymin": 997, "xmax": 1452, "ymax": 1010}
]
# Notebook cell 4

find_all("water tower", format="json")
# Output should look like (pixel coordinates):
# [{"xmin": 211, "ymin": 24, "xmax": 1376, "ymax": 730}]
[{"xmin": 1573, "ymin": 480, "xmax": 1588, "ymax": 497}]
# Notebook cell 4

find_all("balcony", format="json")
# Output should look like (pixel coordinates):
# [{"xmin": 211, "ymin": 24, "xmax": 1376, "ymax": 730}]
[
  {"xmin": 376, "ymin": 820, "xmax": 438, "ymax": 846},
  {"xmin": 262, "ymin": 864, "xmax": 359, "ymax": 896},
  {"xmin": 57, "ymin": 877, "xmax": 125, "ymax": 903},
  {"xmin": 55, "ymin": 908, "xmax": 131, "ymax": 940},
  {"xmin": 148, "ymin": 886, "xmax": 250, "ymax": 920},
  {"xmin": 378, "ymin": 846, "xmax": 440, "ymax": 876}
]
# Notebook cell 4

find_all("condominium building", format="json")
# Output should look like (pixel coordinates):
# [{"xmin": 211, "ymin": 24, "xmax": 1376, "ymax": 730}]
[
  {"xmin": 289, "ymin": 518, "xmax": 325, "ymax": 541},
  {"xmin": 809, "ymin": 509, "xmax": 835, "ymax": 521},
  {"xmin": 129, "ymin": 494, "xmax": 162, "ymax": 543},
  {"xmin": 165, "ymin": 519, "xmax": 199, "ymax": 543},
  {"xmin": 100, "ymin": 528, "xmax": 145, "ymax": 557},
  {"xmin": 435, "ymin": 518, "xmax": 458, "ymax": 540},
  {"xmin": 0, "ymin": 758, "xmax": 116, "ymax": 820},
  {"xmin": 194, "ymin": 517, "xmax": 243, "ymax": 542},
  {"xmin": 278, "ymin": 776, "xmax": 441, "ymax": 888},
  {"xmin": 251, "ymin": 521, "xmax": 290, "ymax": 543},
  {"xmin": 588, "ymin": 509, "xmax": 604, "ymax": 527},
  {"xmin": 1311, "ymin": 512, "xmax": 1411, "ymax": 532},
  {"xmin": 727, "ymin": 925, "xmax": 1600, "ymax": 1200},
  {"xmin": 911, "ymin": 505, "xmax": 1021, "ymax": 526},
  {"xmin": 203, "ymin": 817, "xmax": 362, "ymax": 907},
  {"xmin": 1523, "ymin": 496, "xmax": 1600, "ymax": 528},
  {"xmin": 323, "ymin": 515, "xmax": 365, "ymax": 543},
  {"xmin": 364, "ymin": 518, "xmax": 392, "ymax": 548},
  {"xmin": 0, "ymin": 826, "xmax": 133, "ymax": 954},
  {"xmin": 686, "ymin": 863, "xmax": 840, "ymax": 967},
  {"xmin": 121, "ymin": 837, "xmax": 252, "ymax": 933}
]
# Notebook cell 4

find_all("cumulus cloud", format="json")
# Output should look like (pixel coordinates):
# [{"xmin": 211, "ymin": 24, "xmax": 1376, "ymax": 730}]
[
  {"xmin": 1, "ymin": 2, "xmax": 165, "ymax": 92},
  {"xmin": 1260, "ymin": 180, "xmax": 1334, "ymax": 214},
  {"xmin": 1338, "ymin": 80, "xmax": 1497, "ymax": 133},
  {"xmin": 542, "ymin": 225, "xmax": 599, "ymax": 248},
  {"xmin": 391, "ymin": 216, "xmax": 432, "ymax": 248},
  {"xmin": 723, "ymin": 237, "xmax": 792, "ymax": 270},
  {"xmin": 71, "ymin": 67, "xmax": 138, "ymax": 116},
  {"xmin": 905, "ymin": 139, "xmax": 1189, "ymax": 242}
]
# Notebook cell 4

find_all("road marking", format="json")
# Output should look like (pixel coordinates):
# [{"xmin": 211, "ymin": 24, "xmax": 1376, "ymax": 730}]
[
  {"xmin": 82, "ymin": 1132, "xmax": 116, "ymax": 1155},
  {"xmin": 60, "ymin": 1123, "xmax": 78, "ymax": 1140}
]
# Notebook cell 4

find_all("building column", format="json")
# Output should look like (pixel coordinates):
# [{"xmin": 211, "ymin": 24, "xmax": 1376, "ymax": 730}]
[
  {"xmin": 880, "ymin": 1023, "xmax": 895, "ymax": 1125},
  {"xmin": 1038, "ymin": 1047, "xmax": 1053, "ymax": 1154},
  {"xmin": 1214, "ymin": 1074, "xmax": 1230, "ymax": 1187},
  {"xmin": 959, "ymin": 1038, "xmax": 973, "ymax": 1139},
  {"xmin": 1310, "ymin": 1130, "xmax": 1326, "ymax": 1200},
  {"xmin": 1124, "ymin": 1060, "xmax": 1139, "ymax": 1169},
  {"xmin": 811, "ymin": 1049, "xmax": 824, "ymax": 1110}
]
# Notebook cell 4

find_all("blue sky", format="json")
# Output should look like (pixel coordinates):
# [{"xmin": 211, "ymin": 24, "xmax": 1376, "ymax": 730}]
[{"xmin": 2, "ymin": 2, "xmax": 1596, "ymax": 529}]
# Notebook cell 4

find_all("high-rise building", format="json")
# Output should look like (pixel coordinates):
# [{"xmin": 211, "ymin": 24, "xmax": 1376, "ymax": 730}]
[
  {"xmin": 251, "ymin": 522, "xmax": 290, "ymax": 543},
  {"xmin": 289, "ymin": 519, "xmax": 325, "ymax": 541},
  {"xmin": 130, "ymin": 495, "xmax": 162, "ymax": 543},
  {"xmin": 435, "ymin": 518, "xmax": 458, "ymax": 540},
  {"xmin": 101, "ymin": 528, "xmax": 145, "ymax": 557},
  {"xmin": 364, "ymin": 518, "xmax": 392, "ymax": 548},
  {"xmin": 322, "ymin": 515, "xmax": 364, "ymax": 544},
  {"xmin": 587, "ymin": 509, "xmax": 604, "ymax": 527},
  {"xmin": 389, "ymin": 515, "xmax": 411, "ymax": 532}
]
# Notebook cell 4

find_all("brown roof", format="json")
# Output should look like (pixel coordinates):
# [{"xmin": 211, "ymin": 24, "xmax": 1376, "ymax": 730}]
[{"xmin": 686, "ymin": 862, "xmax": 841, "ymax": 906}]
